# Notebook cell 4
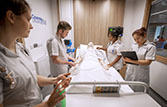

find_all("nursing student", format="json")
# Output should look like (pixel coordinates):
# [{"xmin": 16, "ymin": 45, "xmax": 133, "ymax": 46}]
[
  {"xmin": 47, "ymin": 21, "xmax": 76, "ymax": 78},
  {"xmin": 97, "ymin": 27, "xmax": 123, "ymax": 72},
  {"xmin": 123, "ymin": 27, "xmax": 156, "ymax": 91},
  {"xmin": 0, "ymin": 0, "xmax": 71, "ymax": 107}
]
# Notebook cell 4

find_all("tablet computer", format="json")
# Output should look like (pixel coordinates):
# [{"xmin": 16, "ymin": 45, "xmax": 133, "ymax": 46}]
[{"xmin": 121, "ymin": 51, "xmax": 138, "ymax": 65}]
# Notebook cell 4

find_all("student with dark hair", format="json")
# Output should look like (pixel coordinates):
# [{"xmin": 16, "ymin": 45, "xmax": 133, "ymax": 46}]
[
  {"xmin": 97, "ymin": 27, "xmax": 124, "ymax": 71},
  {"xmin": 0, "ymin": 0, "xmax": 71, "ymax": 107},
  {"xmin": 123, "ymin": 27, "xmax": 156, "ymax": 92}
]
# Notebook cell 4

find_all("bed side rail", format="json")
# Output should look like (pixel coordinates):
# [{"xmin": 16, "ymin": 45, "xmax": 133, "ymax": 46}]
[{"xmin": 70, "ymin": 81, "xmax": 149, "ymax": 93}]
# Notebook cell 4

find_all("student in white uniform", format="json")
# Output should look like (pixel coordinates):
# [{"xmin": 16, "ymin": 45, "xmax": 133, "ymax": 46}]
[
  {"xmin": 47, "ymin": 21, "xmax": 76, "ymax": 77},
  {"xmin": 0, "ymin": 0, "xmax": 71, "ymax": 107},
  {"xmin": 123, "ymin": 27, "xmax": 156, "ymax": 92},
  {"xmin": 97, "ymin": 27, "xmax": 123, "ymax": 71}
]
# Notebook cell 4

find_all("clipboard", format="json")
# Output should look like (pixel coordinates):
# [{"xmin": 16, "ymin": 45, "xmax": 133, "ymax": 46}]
[{"xmin": 121, "ymin": 51, "xmax": 138, "ymax": 65}]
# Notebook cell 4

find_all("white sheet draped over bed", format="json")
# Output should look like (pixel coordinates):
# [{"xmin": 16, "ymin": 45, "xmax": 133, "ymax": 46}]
[{"xmin": 67, "ymin": 44, "xmax": 133, "ymax": 94}]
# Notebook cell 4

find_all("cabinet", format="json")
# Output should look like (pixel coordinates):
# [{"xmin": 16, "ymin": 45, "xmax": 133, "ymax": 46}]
[{"xmin": 147, "ymin": 0, "xmax": 167, "ymax": 64}]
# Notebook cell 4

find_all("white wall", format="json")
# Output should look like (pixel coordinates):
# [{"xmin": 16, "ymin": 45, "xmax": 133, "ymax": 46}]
[
  {"xmin": 51, "ymin": 0, "xmax": 59, "ymax": 34},
  {"xmin": 150, "ymin": 61, "xmax": 167, "ymax": 100},
  {"xmin": 122, "ymin": 0, "xmax": 146, "ymax": 50},
  {"xmin": 59, "ymin": 0, "xmax": 74, "ymax": 47},
  {"xmin": 25, "ymin": 0, "xmax": 58, "ymax": 61}
]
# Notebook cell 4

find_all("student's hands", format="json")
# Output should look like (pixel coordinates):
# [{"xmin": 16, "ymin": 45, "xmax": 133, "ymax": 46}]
[
  {"xmin": 107, "ymin": 63, "xmax": 113, "ymax": 67},
  {"xmin": 37, "ymin": 73, "xmax": 71, "ymax": 87},
  {"xmin": 123, "ymin": 57, "xmax": 152, "ymax": 65},
  {"xmin": 68, "ymin": 62, "xmax": 76, "ymax": 66},
  {"xmin": 123, "ymin": 57, "xmax": 133, "ymax": 63},
  {"xmin": 35, "ymin": 73, "xmax": 71, "ymax": 107},
  {"xmin": 72, "ymin": 58, "xmax": 76, "ymax": 62},
  {"xmin": 107, "ymin": 63, "xmax": 113, "ymax": 68},
  {"xmin": 46, "ymin": 82, "xmax": 66, "ymax": 107},
  {"xmin": 53, "ymin": 73, "xmax": 72, "ymax": 88},
  {"xmin": 96, "ymin": 47, "xmax": 101, "ymax": 50},
  {"xmin": 46, "ymin": 73, "xmax": 71, "ymax": 107},
  {"xmin": 96, "ymin": 47, "xmax": 107, "ymax": 51}
]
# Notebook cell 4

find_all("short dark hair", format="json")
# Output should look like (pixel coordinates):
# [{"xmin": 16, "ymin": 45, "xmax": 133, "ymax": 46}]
[
  {"xmin": 57, "ymin": 21, "xmax": 72, "ymax": 32},
  {"xmin": 132, "ymin": 27, "xmax": 147, "ymax": 37},
  {"xmin": 0, "ymin": 0, "xmax": 30, "ymax": 25},
  {"xmin": 108, "ymin": 26, "xmax": 123, "ymax": 39}
]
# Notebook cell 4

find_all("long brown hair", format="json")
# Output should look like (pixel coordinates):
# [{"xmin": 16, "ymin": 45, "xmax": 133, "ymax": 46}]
[{"xmin": 0, "ymin": 0, "xmax": 30, "ymax": 25}]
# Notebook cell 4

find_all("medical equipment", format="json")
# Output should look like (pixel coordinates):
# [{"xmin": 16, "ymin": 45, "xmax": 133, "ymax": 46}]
[
  {"xmin": 64, "ymin": 39, "xmax": 75, "ymax": 61},
  {"xmin": 93, "ymin": 86, "xmax": 119, "ymax": 93}
]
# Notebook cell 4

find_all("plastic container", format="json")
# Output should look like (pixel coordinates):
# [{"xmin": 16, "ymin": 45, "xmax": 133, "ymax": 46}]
[{"xmin": 55, "ymin": 89, "xmax": 66, "ymax": 107}]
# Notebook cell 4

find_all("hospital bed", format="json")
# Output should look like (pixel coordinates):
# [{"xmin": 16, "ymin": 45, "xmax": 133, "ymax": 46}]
[{"xmin": 65, "ymin": 43, "xmax": 161, "ymax": 107}]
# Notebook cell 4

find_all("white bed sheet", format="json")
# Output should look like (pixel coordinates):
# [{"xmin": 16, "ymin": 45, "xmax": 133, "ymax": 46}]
[{"xmin": 67, "ymin": 45, "xmax": 133, "ymax": 94}]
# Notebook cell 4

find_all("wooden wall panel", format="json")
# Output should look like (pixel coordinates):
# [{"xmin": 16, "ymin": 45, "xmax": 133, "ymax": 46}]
[
  {"xmin": 142, "ymin": 0, "xmax": 153, "ymax": 28},
  {"xmin": 73, "ymin": 0, "xmax": 125, "ymax": 48}
]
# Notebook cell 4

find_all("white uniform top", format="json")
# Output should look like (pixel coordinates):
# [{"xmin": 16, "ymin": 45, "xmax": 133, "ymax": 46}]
[
  {"xmin": 125, "ymin": 40, "xmax": 156, "ymax": 91},
  {"xmin": 47, "ymin": 35, "xmax": 68, "ymax": 77},
  {"xmin": 0, "ymin": 42, "xmax": 42, "ymax": 107},
  {"xmin": 107, "ymin": 40, "xmax": 123, "ymax": 70}
]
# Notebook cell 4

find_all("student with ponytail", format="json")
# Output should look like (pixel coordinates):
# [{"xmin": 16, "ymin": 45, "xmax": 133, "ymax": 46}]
[
  {"xmin": 97, "ymin": 26, "xmax": 124, "ymax": 72},
  {"xmin": 123, "ymin": 27, "xmax": 156, "ymax": 92}
]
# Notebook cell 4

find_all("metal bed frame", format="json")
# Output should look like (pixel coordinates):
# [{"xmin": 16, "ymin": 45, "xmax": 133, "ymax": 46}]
[{"xmin": 69, "ymin": 81, "xmax": 149, "ymax": 93}]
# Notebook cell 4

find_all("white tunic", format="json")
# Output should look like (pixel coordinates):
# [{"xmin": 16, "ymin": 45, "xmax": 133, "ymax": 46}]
[
  {"xmin": 47, "ymin": 36, "xmax": 68, "ymax": 77},
  {"xmin": 125, "ymin": 40, "xmax": 156, "ymax": 91},
  {"xmin": 0, "ymin": 42, "xmax": 42, "ymax": 107},
  {"xmin": 107, "ymin": 40, "xmax": 123, "ymax": 70}
]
